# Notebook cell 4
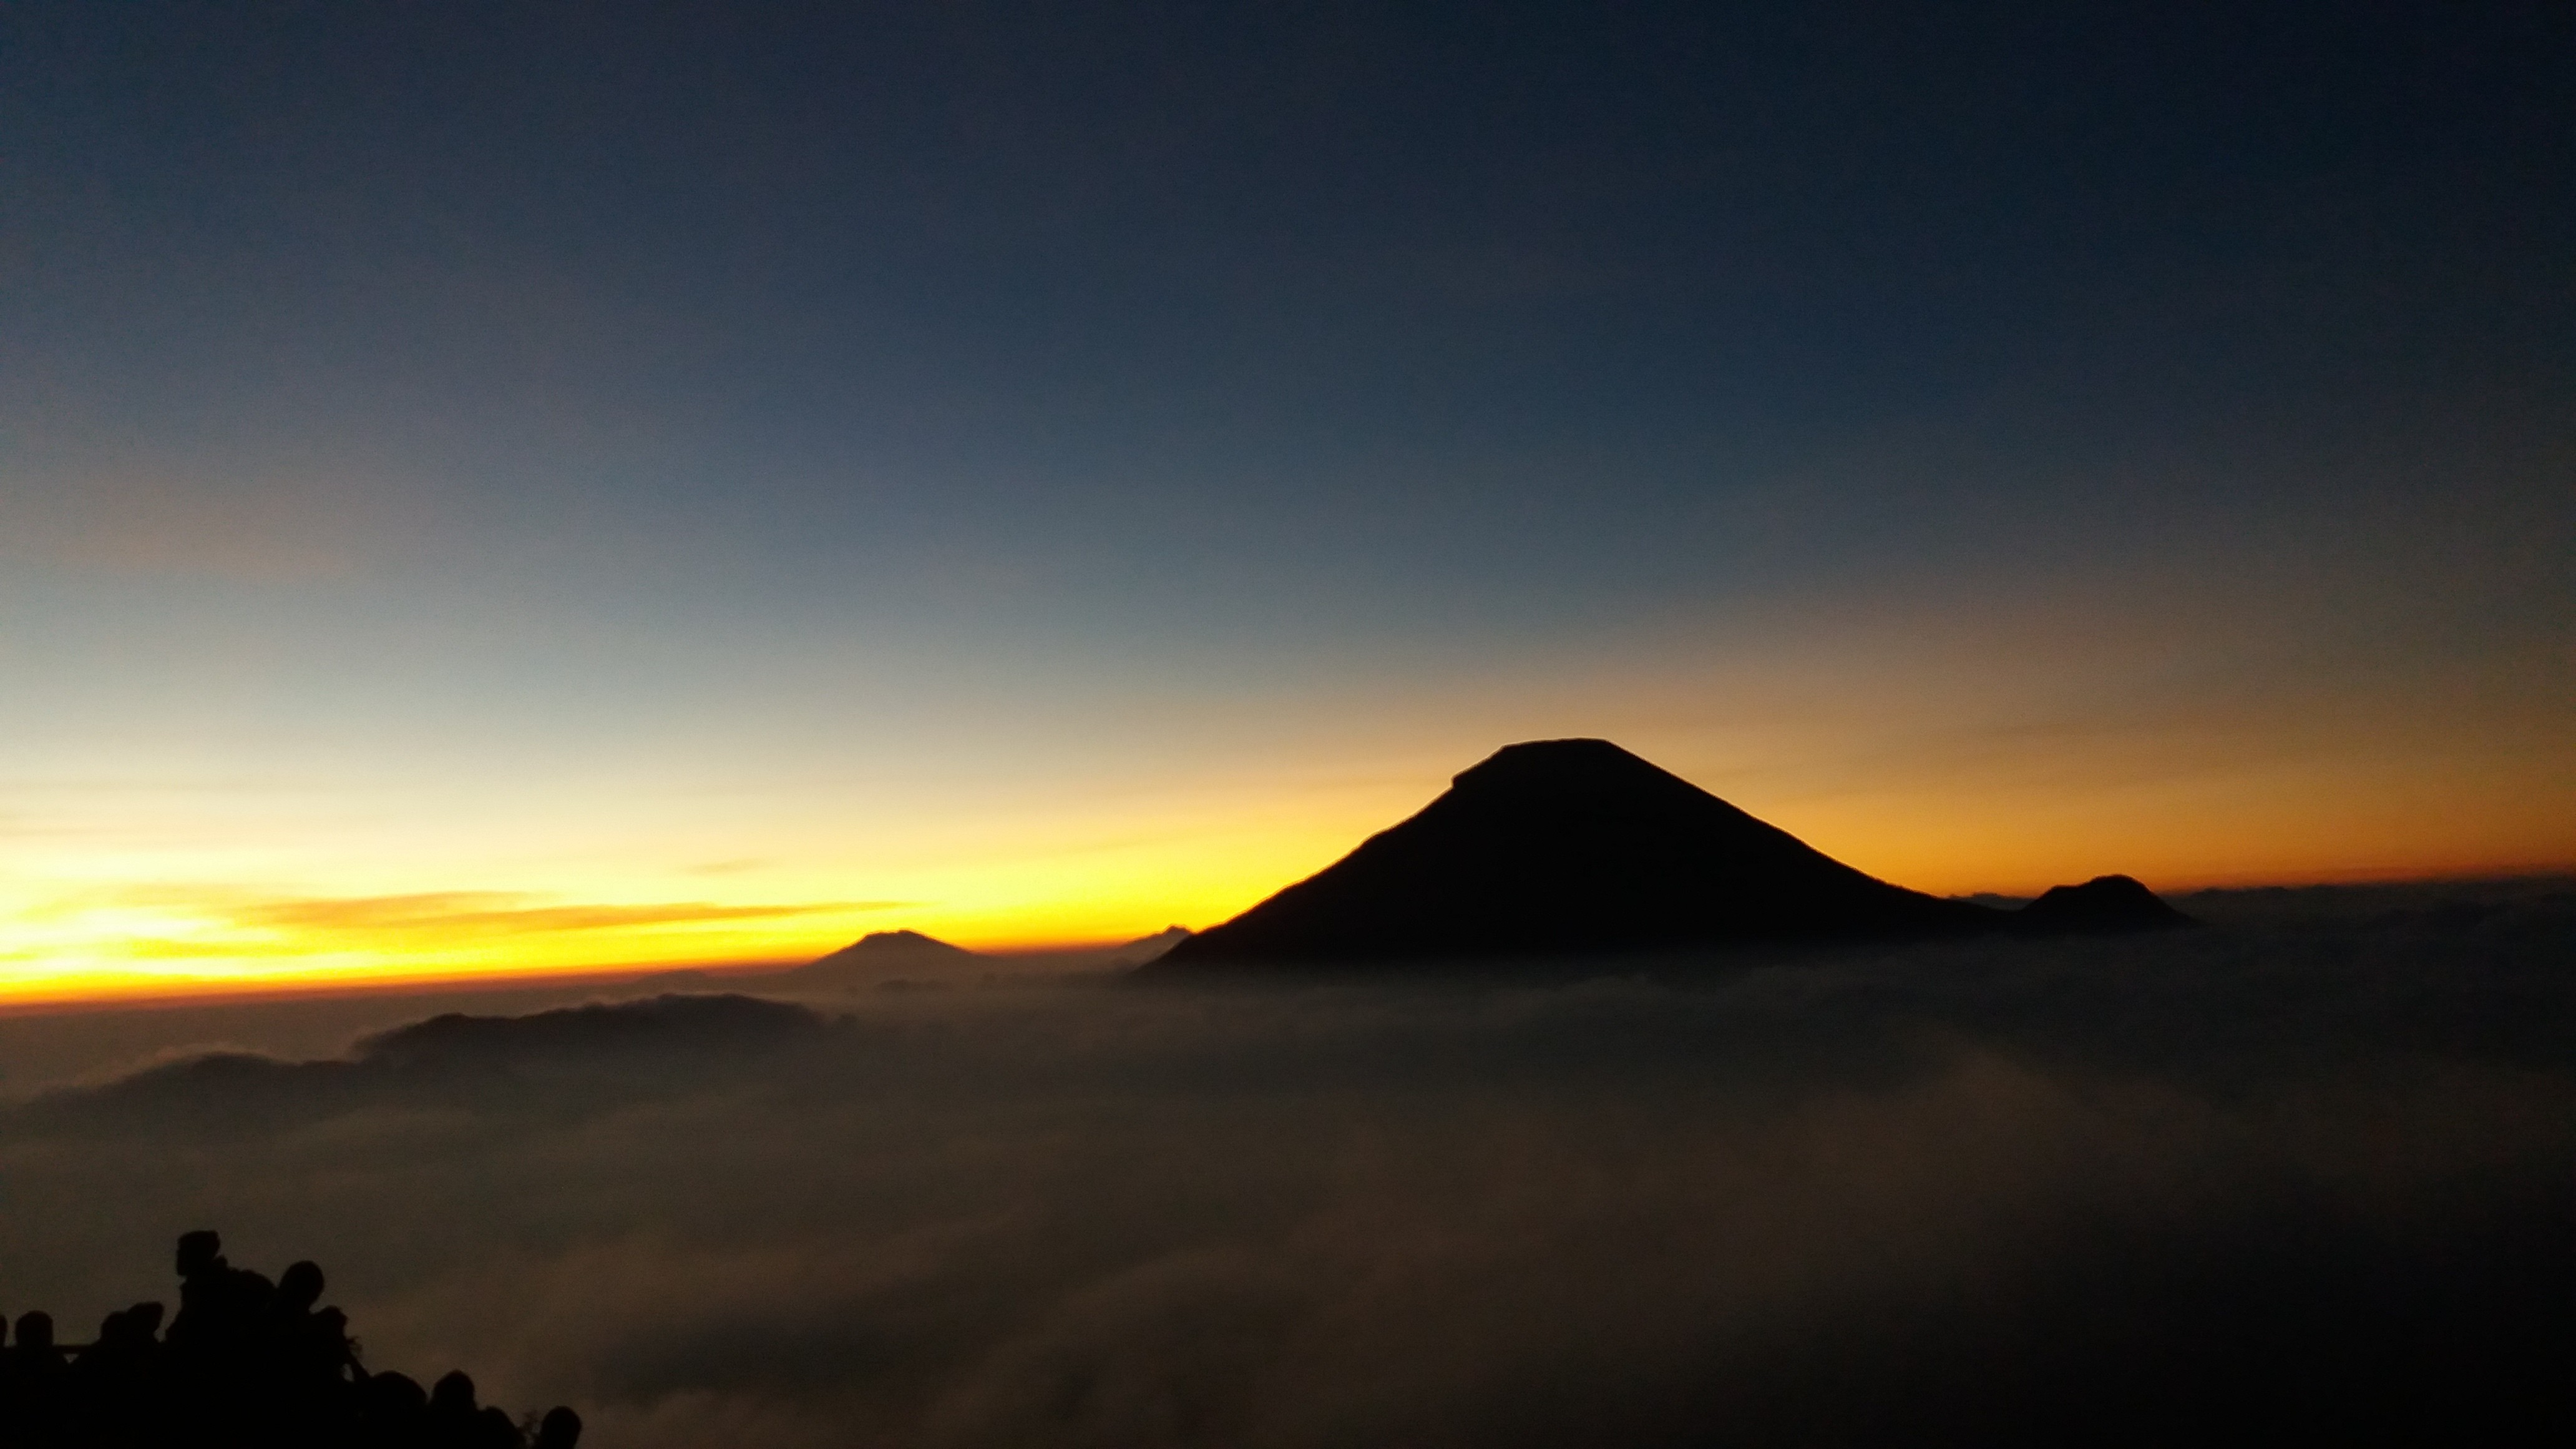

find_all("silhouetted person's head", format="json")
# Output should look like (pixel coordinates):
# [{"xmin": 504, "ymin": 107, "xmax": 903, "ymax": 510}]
[
  {"xmin": 16, "ymin": 1311, "xmax": 53, "ymax": 1352},
  {"xmin": 175, "ymin": 1230, "xmax": 223, "ymax": 1278},
  {"xmin": 365, "ymin": 1370, "xmax": 428, "ymax": 1416},
  {"xmin": 431, "ymin": 1368, "xmax": 478, "ymax": 1414},
  {"xmin": 279, "ymin": 1259, "xmax": 325, "ymax": 1312},
  {"xmin": 97, "ymin": 1300, "xmax": 164, "ymax": 1349},
  {"xmin": 536, "ymin": 1405, "xmax": 584, "ymax": 1448}
]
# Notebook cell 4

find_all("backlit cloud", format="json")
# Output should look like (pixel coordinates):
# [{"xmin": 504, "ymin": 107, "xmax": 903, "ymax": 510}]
[
  {"xmin": 235, "ymin": 892, "xmax": 893, "ymax": 937},
  {"xmin": 0, "ymin": 885, "xmax": 914, "ymax": 1005}
]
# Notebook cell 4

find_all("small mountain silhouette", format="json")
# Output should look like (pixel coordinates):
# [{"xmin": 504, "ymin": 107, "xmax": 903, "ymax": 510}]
[
  {"xmin": 34, "ymin": 995, "xmax": 832, "ymax": 1133},
  {"xmin": 807, "ymin": 928, "xmax": 979, "ymax": 967},
  {"xmin": 1108, "ymin": 925, "xmax": 1193, "ymax": 967},
  {"xmin": 2010, "ymin": 874, "xmax": 2196, "ymax": 934},
  {"xmin": 776, "ymin": 929, "xmax": 983, "ymax": 988},
  {"xmin": 361, "ymin": 993, "xmax": 829, "ymax": 1064},
  {"xmin": 1154, "ymin": 738, "xmax": 2004, "ymax": 969}
]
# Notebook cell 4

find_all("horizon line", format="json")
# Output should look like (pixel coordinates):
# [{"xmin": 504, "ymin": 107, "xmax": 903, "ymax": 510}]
[{"xmin": 3, "ymin": 864, "xmax": 2568, "ymax": 1020}]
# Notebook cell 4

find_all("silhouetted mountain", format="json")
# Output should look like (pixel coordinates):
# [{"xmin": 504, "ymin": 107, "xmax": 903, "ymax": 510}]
[
  {"xmin": 1153, "ymin": 739, "xmax": 2004, "ymax": 970},
  {"xmin": 38, "ymin": 995, "xmax": 836, "ymax": 1128},
  {"xmin": 807, "ymin": 929, "xmax": 980, "ymax": 967},
  {"xmin": 2011, "ymin": 874, "xmax": 2197, "ymax": 935},
  {"xmin": 359, "ymin": 993, "xmax": 829, "ymax": 1065},
  {"xmin": 1108, "ymin": 926, "xmax": 1193, "ymax": 968},
  {"xmin": 778, "ymin": 929, "xmax": 983, "ymax": 987}
]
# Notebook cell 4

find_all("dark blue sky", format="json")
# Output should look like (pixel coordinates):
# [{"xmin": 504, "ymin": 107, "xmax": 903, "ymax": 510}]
[
  {"xmin": 16, "ymin": 5, "xmax": 2562, "ymax": 544},
  {"xmin": 1, "ymin": 2, "xmax": 2569, "ymax": 976}
]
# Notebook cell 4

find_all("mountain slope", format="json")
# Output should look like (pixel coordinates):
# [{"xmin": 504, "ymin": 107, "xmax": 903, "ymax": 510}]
[
  {"xmin": 1154, "ymin": 738, "xmax": 1999, "ymax": 969},
  {"xmin": 781, "ymin": 929, "xmax": 982, "ymax": 985},
  {"xmin": 2012, "ymin": 875, "xmax": 2197, "ymax": 934}
]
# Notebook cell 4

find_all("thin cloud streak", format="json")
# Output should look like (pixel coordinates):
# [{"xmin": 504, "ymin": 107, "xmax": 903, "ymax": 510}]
[
  {"xmin": 235, "ymin": 892, "xmax": 897, "ymax": 937},
  {"xmin": 0, "ymin": 884, "xmax": 914, "ymax": 1003}
]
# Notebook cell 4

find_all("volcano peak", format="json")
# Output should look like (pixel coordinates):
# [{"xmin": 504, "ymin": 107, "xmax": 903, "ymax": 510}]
[{"xmin": 1154, "ymin": 739, "xmax": 1998, "ymax": 969}]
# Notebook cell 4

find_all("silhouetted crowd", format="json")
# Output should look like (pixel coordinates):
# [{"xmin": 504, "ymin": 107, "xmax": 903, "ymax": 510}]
[{"xmin": 0, "ymin": 1232, "xmax": 580, "ymax": 1448}]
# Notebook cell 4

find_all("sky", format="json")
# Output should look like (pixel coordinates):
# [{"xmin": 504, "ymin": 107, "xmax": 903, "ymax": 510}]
[{"xmin": 3, "ymin": 2, "xmax": 2570, "ymax": 1002}]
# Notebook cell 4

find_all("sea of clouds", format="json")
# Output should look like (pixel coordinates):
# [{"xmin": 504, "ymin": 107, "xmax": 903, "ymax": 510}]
[{"xmin": 0, "ymin": 879, "xmax": 2568, "ymax": 1447}]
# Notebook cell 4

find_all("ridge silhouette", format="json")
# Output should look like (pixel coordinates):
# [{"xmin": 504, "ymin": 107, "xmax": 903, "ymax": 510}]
[
  {"xmin": 778, "ymin": 929, "xmax": 982, "ymax": 988},
  {"xmin": 0, "ymin": 1231, "xmax": 578, "ymax": 1447},
  {"xmin": 2013, "ymin": 874, "xmax": 2195, "ymax": 934},
  {"xmin": 780, "ymin": 925, "xmax": 1195, "ymax": 985},
  {"xmin": 1107, "ymin": 925, "xmax": 1193, "ymax": 967},
  {"xmin": 803, "ymin": 929, "xmax": 980, "ymax": 970},
  {"xmin": 1154, "ymin": 738, "xmax": 2187, "ymax": 969}
]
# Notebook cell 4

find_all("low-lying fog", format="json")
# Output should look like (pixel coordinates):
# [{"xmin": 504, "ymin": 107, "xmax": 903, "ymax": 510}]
[{"xmin": 2, "ymin": 881, "xmax": 2568, "ymax": 1447}]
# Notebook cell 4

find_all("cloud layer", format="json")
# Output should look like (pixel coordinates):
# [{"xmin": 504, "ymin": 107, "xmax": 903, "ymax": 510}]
[{"xmin": 1, "ymin": 880, "xmax": 2568, "ymax": 1447}]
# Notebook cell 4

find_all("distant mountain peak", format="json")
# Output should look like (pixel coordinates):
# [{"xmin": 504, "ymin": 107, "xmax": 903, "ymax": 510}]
[
  {"xmin": 1109, "ymin": 925, "xmax": 1193, "ymax": 967},
  {"xmin": 1451, "ymin": 736, "xmax": 1663, "ymax": 784},
  {"xmin": 2013, "ymin": 875, "xmax": 2196, "ymax": 934},
  {"xmin": 798, "ymin": 928, "xmax": 980, "ymax": 974},
  {"xmin": 1151, "ymin": 739, "xmax": 2192, "ymax": 972},
  {"xmin": 1153, "ymin": 738, "xmax": 1997, "ymax": 970},
  {"xmin": 851, "ymin": 929, "xmax": 972, "ymax": 954}
]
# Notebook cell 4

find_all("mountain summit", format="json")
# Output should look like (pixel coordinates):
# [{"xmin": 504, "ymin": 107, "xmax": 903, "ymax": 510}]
[
  {"xmin": 807, "ymin": 929, "xmax": 978, "ymax": 967},
  {"xmin": 2011, "ymin": 874, "xmax": 2195, "ymax": 934},
  {"xmin": 1153, "ymin": 738, "xmax": 2001, "ymax": 970},
  {"xmin": 779, "ymin": 929, "xmax": 982, "ymax": 987}
]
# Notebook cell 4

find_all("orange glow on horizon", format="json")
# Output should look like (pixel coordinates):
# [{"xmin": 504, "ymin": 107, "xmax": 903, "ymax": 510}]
[
  {"xmin": 10, "ymin": 854, "xmax": 2574, "ymax": 1014},
  {"xmin": 4, "ymin": 794, "xmax": 2568, "ymax": 1013},
  {"xmin": 6, "ymin": 658, "xmax": 2570, "ymax": 1012}
]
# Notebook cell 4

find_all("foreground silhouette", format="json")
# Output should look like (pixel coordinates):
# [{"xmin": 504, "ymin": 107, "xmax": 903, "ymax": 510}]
[
  {"xmin": 1156, "ymin": 738, "xmax": 2191, "ymax": 969},
  {"xmin": 0, "ymin": 1231, "xmax": 579, "ymax": 1448}
]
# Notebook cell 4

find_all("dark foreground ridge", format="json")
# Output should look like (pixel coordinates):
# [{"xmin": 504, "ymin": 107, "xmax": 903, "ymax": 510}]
[
  {"xmin": 1155, "ymin": 738, "xmax": 2188, "ymax": 970},
  {"xmin": 0, "ymin": 1232, "xmax": 577, "ymax": 1448}
]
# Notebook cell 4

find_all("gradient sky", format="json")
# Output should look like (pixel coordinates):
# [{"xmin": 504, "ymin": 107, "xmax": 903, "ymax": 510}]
[{"xmin": 3, "ymin": 2, "xmax": 2569, "ymax": 1002}]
